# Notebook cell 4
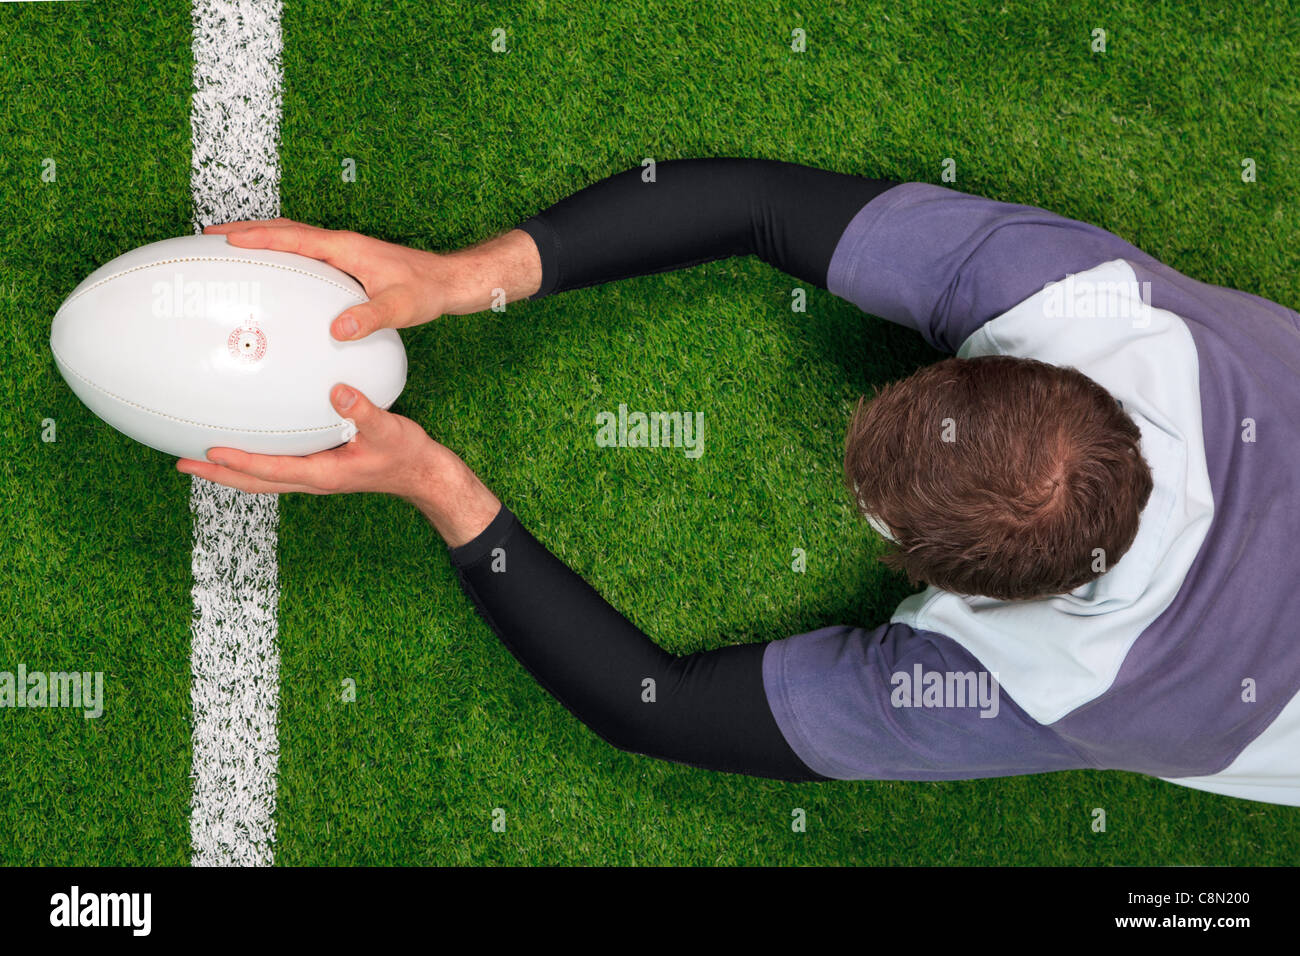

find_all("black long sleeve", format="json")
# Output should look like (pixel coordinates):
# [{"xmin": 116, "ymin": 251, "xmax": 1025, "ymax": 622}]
[
  {"xmin": 517, "ymin": 157, "xmax": 900, "ymax": 296},
  {"xmin": 450, "ymin": 506, "xmax": 827, "ymax": 782}
]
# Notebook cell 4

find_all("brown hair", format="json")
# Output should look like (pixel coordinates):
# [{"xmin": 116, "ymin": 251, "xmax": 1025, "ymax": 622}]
[{"xmin": 844, "ymin": 356, "xmax": 1153, "ymax": 601}]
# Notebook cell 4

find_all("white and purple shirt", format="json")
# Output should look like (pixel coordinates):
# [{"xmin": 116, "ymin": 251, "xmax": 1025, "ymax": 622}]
[{"xmin": 763, "ymin": 183, "xmax": 1300, "ymax": 805}]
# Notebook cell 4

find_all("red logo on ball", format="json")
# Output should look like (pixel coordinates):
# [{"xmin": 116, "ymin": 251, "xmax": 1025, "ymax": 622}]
[{"xmin": 228, "ymin": 322, "xmax": 267, "ymax": 362}]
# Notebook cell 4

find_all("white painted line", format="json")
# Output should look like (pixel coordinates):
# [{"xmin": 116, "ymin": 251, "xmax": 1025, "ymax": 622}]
[{"xmin": 189, "ymin": 0, "xmax": 284, "ymax": 868}]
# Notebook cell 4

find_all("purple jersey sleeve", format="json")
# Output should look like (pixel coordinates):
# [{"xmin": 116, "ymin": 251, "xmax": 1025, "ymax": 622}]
[
  {"xmin": 827, "ymin": 183, "xmax": 1161, "ymax": 353},
  {"xmin": 762, "ymin": 623, "xmax": 1094, "ymax": 780}
]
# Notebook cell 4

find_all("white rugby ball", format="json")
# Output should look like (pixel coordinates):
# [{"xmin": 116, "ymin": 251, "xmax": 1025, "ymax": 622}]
[{"xmin": 51, "ymin": 234, "xmax": 407, "ymax": 461}]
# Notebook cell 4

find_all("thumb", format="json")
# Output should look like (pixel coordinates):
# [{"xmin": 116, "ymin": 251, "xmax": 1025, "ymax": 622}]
[
  {"xmin": 331, "ymin": 384, "xmax": 396, "ymax": 441},
  {"xmin": 331, "ymin": 288, "xmax": 412, "ymax": 341}
]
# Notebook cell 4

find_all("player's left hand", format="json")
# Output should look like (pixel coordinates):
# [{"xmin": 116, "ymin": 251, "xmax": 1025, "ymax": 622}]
[{"xmin": 176, "ymin": 384, "xmax": 449, "ymax": 501}]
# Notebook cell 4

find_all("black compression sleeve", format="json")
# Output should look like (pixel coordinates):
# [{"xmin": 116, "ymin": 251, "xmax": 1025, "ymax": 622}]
[
  {"xmin": 517, "ymin": 157, "xmax": 900, "ymax": 296},
  {"xmin": 449, "ymin": 505, "xmax": 828, "ymax": 782}
]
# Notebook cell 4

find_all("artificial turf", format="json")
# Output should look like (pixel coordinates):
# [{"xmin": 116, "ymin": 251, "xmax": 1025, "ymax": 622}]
[
  {"xmin": 0, "ymin": 1, "xmax": 193, "ymax": 865},
  {"xmin": 2, "ymin": 0, "xmax": 1298, "ymax": 865}
]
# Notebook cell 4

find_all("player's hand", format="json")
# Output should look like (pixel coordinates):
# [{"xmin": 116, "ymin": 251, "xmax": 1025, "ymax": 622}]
[
  {"xmin": 176, "ymin": 384, "xmax": 504, "ymax": 546},
  {"xmin": 203, "ymin": 218, "xmax": 541, "ymax": 341},
  {"xmin": 175, "ymin": 384, "xmax": 450, "ymax": 502},
  {"xmin": 204, "ymin": 218, "xmax": 451, "ymax": 341}
]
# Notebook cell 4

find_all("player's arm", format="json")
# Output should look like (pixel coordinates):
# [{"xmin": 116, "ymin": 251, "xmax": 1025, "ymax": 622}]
[
  {"xmin": 513, "ymin": 158, "xmax": 1162, "ymax": 355},
  {"xmin": 207, "ymin": 160, "xmax": 1158, "ymax": 355},
  {"xmin": 397, "ymin": 433, "xmax": 823, "ymax": 781},
  {"xmin": 508, "ymin": 159, "xmax": 1163, "ymax": 358},
  {"xmin": 444, "ymin": 503, "xmax": 827, "ymax": 781},
  {"xmin": 433, "ymin": 481, "xmax": 1091, "ymax": 784},
  {"xmin": 516, "ymin": 158, "xmax": 900, "ymax": 295},
  {"xmin": 178, "ymin": 386, "xmax": 822, "ymax": 780},
  {"xmin": 204, "ymin": 158, "xmax": 900, "ymax": 340},
  {"xmin": 409, "ymin": 452, "xmax": 826, "ymax": 781}
]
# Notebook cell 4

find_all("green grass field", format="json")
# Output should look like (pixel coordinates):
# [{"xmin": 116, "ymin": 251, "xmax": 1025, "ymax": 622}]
[{"xmin": 2, "ymin": 0, "xmax": 1298, "ymax": 865}]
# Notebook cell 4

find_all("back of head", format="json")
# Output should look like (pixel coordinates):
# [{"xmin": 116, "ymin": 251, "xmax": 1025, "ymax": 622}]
[{"xmin": 844, "ymin": 355, "xmax": 1154, "ymax": 601}]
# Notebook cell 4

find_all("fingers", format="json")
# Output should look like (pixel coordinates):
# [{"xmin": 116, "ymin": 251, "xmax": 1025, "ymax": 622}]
[
  {"xmin": 332, "ymin": 384, "xmax": 397, "ymax": 442},
  {"xmin": 331, "ymin": 287, "xmax": 414, "ymax": 340},
  {"xmin": 176, "ymin": 457, "xmax": 321, "ymax": 495},
  {"xmin": 172, "ymin": 385, "xmax": 398, "ymax": 495},
  {"xmin": 214, "ymin": 222, "xmax": 362, "ymax": 274},
  {"xmin": 203, "ymin": 218, "xmax": 299, "ymax": 235},
  {"xmin": 192, "ymin": 446, "xmax": 339, "ymax": 490}
]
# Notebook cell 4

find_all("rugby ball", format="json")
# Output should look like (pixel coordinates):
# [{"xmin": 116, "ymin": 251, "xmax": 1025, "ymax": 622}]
[{"xmin": 50, "ymin": 234, "xmax": 407, "ymax": 461}]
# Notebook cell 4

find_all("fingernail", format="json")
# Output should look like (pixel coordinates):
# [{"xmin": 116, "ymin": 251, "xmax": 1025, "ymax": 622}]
[
  {"xmin": 338, "ymin": 317, "xmax": 359, "ymax": 339},
  {"xmin": 335, "ymin": 386, "xmax": 356, "ymax": 411},
  {"xmin": 207, "ymin": 452, "xmax": 227, "ymax": 466}
]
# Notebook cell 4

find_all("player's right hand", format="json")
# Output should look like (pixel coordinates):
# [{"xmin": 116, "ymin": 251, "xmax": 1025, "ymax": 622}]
[{"xmin": 204, "ymin": 219, "xmax": 452, "ymax": 341}]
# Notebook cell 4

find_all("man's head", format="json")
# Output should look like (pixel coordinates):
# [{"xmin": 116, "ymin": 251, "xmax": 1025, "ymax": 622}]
[{"xmin": 844, "ymin": 355, "xmax": 1153, "ymax": 601}]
